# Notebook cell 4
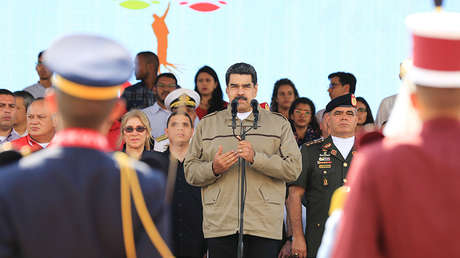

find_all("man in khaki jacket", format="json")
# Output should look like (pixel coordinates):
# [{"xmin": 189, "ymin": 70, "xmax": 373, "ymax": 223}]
[{"xmin": 184, "ymin": 62, "xmax": 302, "ymax": 258}]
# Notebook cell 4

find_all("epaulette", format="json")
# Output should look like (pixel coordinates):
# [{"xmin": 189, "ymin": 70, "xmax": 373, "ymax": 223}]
[
  {"xmin": 155, "ymin": 134, "xmax": 168, "ymax": 142},
  {"xmin": 304, "ymin": 138, "xmax": 325, "ymax": 147},
  {"xmin": 259, "ymin": 102, "xmax": 270, "ymax": 110}
]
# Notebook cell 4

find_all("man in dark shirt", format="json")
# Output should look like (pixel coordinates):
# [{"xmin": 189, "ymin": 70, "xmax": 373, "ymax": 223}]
[
  {"xmin": 155, "ymin": 112, "xmax": 206, "ymax": 258},
  {"xmin": 121, "ymin": 51, "xmax": 159, "ymax": 111}
]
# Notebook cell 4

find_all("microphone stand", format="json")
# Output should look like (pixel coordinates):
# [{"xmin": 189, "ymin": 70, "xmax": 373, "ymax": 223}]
[{"xmin": 235, "ymin": 102, "xmax": 259, "ymax": 258}]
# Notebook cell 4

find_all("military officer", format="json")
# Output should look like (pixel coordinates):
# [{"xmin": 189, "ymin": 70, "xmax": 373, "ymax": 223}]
[
  {"xmin": 287, "ymin": 93, "xmax": 358, "ymax": 258},
  {"xmin": 153, "ymin": 88, "xmax": 200, "ymax": 152},
  {"xmin": 0, "ymin": 34, "xmax": 171, "ymax": 257}
]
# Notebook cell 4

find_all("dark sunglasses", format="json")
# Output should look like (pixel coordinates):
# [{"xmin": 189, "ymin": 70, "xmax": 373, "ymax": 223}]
[{"xmin": 124, "ymin": 126, "xmax": 146, "ymax": 133}]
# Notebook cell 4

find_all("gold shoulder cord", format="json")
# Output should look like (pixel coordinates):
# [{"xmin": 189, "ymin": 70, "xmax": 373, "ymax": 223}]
[{"xmin": 114, "ymin": 152, "xmax": 174, "ymax": 258}]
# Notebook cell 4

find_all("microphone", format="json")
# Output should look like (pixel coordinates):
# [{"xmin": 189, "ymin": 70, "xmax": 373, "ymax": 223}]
[
  {"xmin": 250, "ymin": 99, "xmax": 259, "ymax": 129},
  {"xmin": 231, "ymin": 97, "xmax": 239, "ymax": 130}
]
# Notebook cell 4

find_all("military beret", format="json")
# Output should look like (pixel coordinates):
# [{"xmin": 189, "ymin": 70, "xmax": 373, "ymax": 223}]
[
  {"xmin": 325, "ymin": 93, "xmax": 357, "ymax": 113},
  {"xmin": 44, "ymin": 34, "xmax": 133, "ymax": 100},
  {"xmin": 164, "ymin": 88, "xmax": 201, "ymax": 111}
]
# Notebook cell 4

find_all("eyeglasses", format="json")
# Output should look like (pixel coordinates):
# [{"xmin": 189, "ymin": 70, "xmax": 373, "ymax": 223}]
[
  {"xmin": 357, "ymin": 108, "xmax": 367, "ymax": 113},
  {"xmin": 124, "ymin": 126, "xmax": 146, "ymax": 133},
  {"xmin": 157, "ymin": 83, "xmax": 177, "ymax": 89},
  {"xmin": 294, "ymin": 109, "xmax": 311, "ymax": 116},
  {"xmin": 329, "ymin": 82, "xmax": 341, "ymax": 89}
]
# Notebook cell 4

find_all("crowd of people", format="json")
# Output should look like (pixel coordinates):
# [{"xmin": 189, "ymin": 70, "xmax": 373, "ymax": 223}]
[
  {"xmin": 0, "ymin": 46, "xmax": 396, "ymax": 258},
  {"xmin": 0, "ymin": 46, "xmax": 396, "ymax": 257},
  {"xmin": 0, "ymin": 4, "xmax": 459, "ymax": 258}
]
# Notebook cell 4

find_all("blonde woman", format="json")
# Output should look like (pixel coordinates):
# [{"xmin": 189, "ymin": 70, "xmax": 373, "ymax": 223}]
[{"xmin": 120, "ymin": 110, "xmax": 153, "ymax": 160}]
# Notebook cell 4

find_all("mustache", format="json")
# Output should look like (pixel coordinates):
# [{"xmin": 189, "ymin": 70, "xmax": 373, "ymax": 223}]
[{"xmin": 233, "ymin": 96, "xmax": 248, "ymax": 101}]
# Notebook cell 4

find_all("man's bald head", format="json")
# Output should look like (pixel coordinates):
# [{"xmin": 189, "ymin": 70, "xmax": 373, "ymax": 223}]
[{"xmin": 27, "ymin": 98, "xmax": 55, "ymax": 142}]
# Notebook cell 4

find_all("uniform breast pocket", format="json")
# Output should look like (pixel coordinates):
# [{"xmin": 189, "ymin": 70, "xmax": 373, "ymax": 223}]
[{"xmin": 202, "ymin": 185, "xmax": 221, "ymax": 206}]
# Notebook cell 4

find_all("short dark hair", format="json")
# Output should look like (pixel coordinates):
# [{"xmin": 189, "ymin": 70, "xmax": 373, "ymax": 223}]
[
  {"xmin": 356, "ymin": 97, "xmax": 375, "ymax": 125},
  {"xmin": 166, "ymin": 112, "xmax": 193, "ymax": 128},
  {"xmin": 194, "ymin": 65, "xmax": 226, "ymax": 114},
  {"xmin": 270, "ymin": 78, "xmax": 299, "ymax": 112},
  {"xmin": 137, "ymin": 51, "xmax": 159, "ymax": 69},
  {"xmin": 225, "ymin": 62, "xmax": 257, "ymax": 86},
  {"xmin": 13, "ymin": 91, "xmax": 35, "ymax": 110},
  {"xmin": 0, "ymin": 89, "xmax": 14, "ymax": 96},
  {"xmin": 38, "ymin": 50, "xmax": 45, "ymax": 60},
  {"xmin": 154, "ymin": 73, "xmax": 178, "ymax": 86},
  {"xmin": 328, "ymin": 72, "xmax": 356, "ymax": 94},
  {"xmin": 289, "ymin": 97, "xmax": 321, "ymax": 134}
]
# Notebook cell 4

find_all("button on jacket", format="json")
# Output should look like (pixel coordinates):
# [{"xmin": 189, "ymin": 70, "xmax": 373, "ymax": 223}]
[
  {"xmin": 291, "ymin": 136, "xmax": 355, "ymax": 257},
  {"xmin": 184, "ymin": 106, "xmax": 302, "ymax": 240}
]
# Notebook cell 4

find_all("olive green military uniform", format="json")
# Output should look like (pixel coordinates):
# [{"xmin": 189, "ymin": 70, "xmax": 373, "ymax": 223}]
[{"xmin": 291, "ymin": 136, "xmax": 355, "ymax": 258}]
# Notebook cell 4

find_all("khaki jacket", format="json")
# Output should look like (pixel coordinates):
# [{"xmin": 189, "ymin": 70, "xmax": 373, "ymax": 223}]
[{"xmin": 184, "ymin": 106, "xmax": 302, "ymax": 240}]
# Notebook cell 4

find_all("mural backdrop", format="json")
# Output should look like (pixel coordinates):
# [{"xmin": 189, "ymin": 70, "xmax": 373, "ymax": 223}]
[{"xmin": 1, "ymin": 0, "xmax": 460, "ymax": 112}]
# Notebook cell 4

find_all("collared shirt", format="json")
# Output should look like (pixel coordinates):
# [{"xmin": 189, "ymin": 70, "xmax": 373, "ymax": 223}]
[
  {"xmin": 331, "ymin": 136, "xmax": 355, "ymax": 160},
  {"xmin": 24, "ymin": 82, "xmax": 48, "ymax": 98},
  {"xmin": 121, "ymin": 81, "xmax": 156, "ymax": 111},
  {"xmin": 0, "ymin": 129, "xmax": 21, "ymax": 145},
  {"xmin": 10, "ymin": 134, "xmax": 47, "ymax": 153},
  {"xmin": 142, "ymin": 102, "xmax": 171, "ymax": 138}
]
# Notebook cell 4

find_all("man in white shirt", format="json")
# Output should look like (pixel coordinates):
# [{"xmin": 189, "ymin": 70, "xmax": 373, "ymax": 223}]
[{"xmin": 142, "ymin": 73, "xmax": 179, "ymax": 139}]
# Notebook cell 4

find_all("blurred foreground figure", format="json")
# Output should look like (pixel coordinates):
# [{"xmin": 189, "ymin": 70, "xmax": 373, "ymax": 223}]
[
  {"xmin": 0, "ymin": 34, "xmax": 170, "ymax": 257},
  {"xmin": 333, "ymin": 5, "xmax": 460, "ymax": 258}
]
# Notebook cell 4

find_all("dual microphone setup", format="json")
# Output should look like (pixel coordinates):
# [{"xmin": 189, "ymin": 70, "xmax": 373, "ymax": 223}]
[
  {"xmin": 230, "ymin": 96, "xmax": 260, "ymax": 258},
  {"xmin": 231, "ymin": 96, "xmax": 259, "ymax": 130}
]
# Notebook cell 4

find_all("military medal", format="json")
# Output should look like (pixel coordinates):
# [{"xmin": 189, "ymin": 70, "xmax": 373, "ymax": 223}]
[
  {"xmin": 323, "ymin": 178, "xmax": 328, "ymax": 186},
  {"xmin": 331, "ymin": 149, "xmax": 337, "ymax": 156},
  {"xmin": 322, "ymin": 143, "xmax": 332, "ymax": 152}
]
